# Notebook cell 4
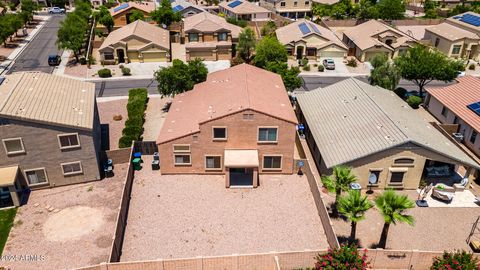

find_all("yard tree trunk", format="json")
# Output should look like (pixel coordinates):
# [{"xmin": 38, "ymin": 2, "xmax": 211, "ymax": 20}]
[
  {"xmin": 332, "ymin": 187, "xmax": 341, "ymax": 217},
  {"xmin": 350, "ymin": 221, "xmax": 357, "ymax": 242},
  {"xmin": 379, "ymin": 222, "xmax": 391, "ymax": 249}
]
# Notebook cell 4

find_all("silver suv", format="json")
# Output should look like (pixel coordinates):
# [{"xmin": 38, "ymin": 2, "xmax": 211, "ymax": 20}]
[{"xmin": 48, "ymin": 7, "xmax": 65, "ymax": 14}]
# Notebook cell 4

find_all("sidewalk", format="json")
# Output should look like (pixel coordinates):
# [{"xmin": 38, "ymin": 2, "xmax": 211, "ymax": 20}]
[{"xmin": 0, "ymin": 16, "xmax": 50, "ymax": 75}]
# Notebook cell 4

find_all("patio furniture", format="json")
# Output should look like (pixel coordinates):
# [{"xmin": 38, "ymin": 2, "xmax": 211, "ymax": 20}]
[
  {"xmin": 416, "ymin": 183, "xmax": 433, "ymax": 207},
  {"xmin": 425, "ymin": 166, "xmax": 452, "ymax": 178},
  {"xmin": 453, "ymin": 178, "xmax": 469, "ymax": 192},
  {"xmin": 432, "ymin": 184, "xmax": 455, "ymax": 202},
  {"xmin": 350, "ymin": 183, "xmax": 361, "ymax": 190},
  {"xmin": 471, "ymin": 240, "xmax": 480, "ymax": 252}
]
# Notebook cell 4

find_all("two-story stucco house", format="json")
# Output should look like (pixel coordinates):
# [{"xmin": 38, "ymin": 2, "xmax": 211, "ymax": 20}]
[
  {"xmin": 0, "ymin": 72, "xmax": 101, "ymax": 207},
  {"xmin": 425, "ymin": 76, "xmax": 480, "ymax": 158},
  {"xmin": 156, "ymin": 64, "xmax": 297, "ymax": 188},
  {"xmin": 259, "ymin": 0, "xmax": 312, "ymax": 19},
  {"xmin": 109, "ymin": 2, "xmax": 156, "ymax": 29},
  {"xmin": 219, "ymin": 0, "xmax": 272, "ymax": 21},
  {"xmin": 183, "ymin": 12, "xmax": 242, "ymax": 61}
]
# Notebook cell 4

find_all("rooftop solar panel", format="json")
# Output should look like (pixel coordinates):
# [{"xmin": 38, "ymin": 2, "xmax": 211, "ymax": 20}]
[
  {"xmin": 173, "ymin": 4, "xmax": 184, "ymax": 12},
  {"xmin": 309, "ymin": 23, "xmax": 321, "ymax": 34},
  {"xmin": 467, "ymin": 102, "xmax": 480, "ymax": 116},
  {"xmin": 298, "ymin": 22, "xmax": 310, "ymax": 35},
  {"xmin": 459, "ymin": 13, "xmax": 480, "ymax": 27},
  {"xmin": 228, "ymin": 0, "xmax": 242, "ymax": 8},
  {"xmin": 114, "ymin": 3, "xmax": 129, "ymax": 13}
]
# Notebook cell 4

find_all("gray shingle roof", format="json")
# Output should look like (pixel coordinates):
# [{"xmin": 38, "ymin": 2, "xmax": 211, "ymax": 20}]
[{"xmin": 297, "ymin": 78, "xmax": 479, "ymax": 169}]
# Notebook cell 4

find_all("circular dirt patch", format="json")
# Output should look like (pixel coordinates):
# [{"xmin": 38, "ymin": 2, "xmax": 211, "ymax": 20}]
[{"xmin": 43, "ymin": 206, "xmax": 104, "ymax": 242}]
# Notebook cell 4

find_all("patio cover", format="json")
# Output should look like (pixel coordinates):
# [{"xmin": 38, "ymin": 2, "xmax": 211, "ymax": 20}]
[
  {"xmin": 224, "ymin": 150, "xmax": 259, "ymax": 167},
  {"xmin": 0, "ymin": 166, "xmax": 18, "ymax": 187}
]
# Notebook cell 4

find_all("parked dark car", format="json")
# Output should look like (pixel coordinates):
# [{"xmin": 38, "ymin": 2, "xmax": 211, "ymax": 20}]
[{"xmin": 48, "ymin": 55, "xmax": 61, "ymax": 66}]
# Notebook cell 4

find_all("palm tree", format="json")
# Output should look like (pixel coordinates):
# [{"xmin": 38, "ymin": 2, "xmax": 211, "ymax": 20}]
[
  {"xmin": 375, "ymin": 190, "xmax": 415, "ymax": 249},
  {"xmin": 338, "ymin": 190, "xmax": 373, "ymax": 242},
  {"xmin": 321, "ymin": 166, "xmax": 357, "ymax": 217}
]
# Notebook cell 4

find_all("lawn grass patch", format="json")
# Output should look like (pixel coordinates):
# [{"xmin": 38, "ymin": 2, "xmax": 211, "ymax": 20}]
[{"xmin": 0, "ymin": 208, "xmax": 17, "ymax": 255}]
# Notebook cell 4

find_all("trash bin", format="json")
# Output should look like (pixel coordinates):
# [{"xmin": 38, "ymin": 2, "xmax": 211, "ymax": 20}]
[
  {"xmin": 152, "ymin": 160, "xmax": 160, "ymax": 170},
  {"xmin": 132, "ymin": 158, "xmax": 142, "ymax": 171},
  {"xmin": 153, "ymin": 152, "xmax": 159, "ymax": 161}
]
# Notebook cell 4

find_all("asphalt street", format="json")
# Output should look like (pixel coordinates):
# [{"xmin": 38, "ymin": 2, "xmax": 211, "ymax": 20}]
[
  {"xmin": 95, "ymin": 78, "xmax": 159, "ymax": 97},
  {"xmin": 7, "ymin": 14, "xmax": 64, "ymax": 74}
]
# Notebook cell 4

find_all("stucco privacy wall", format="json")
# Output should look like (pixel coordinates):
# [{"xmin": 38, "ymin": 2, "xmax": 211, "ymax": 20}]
[
  {"xmin": 158, "ymin": 109, "xmax": 296, "ymax": 174},
  {"xmin": 0, "ymin": 118, "xmax": 101, "ymax": 188}
]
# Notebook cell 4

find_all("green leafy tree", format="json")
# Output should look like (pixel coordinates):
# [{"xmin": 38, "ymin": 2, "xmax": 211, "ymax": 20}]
[
  {"xmin": 98, "ymin": 6, "xmax": 114, "ymax": 33},
  {"xmin": 74, "ymin": 0, "xmax": 92, "ymax": 21},
  {"xmin": 130, "ymin": 10, "xmax": 145, "ymax": 21},
  {"xmin": 260, "ymin": 21, "xmax": 277, "ymax": 37},
  {"xmin": 0, "ymin": 15, "xmax": 16, "ymax": 47},
  {"xmin": 431, "ymin": 250, "xmax": 479, "ymax": 270},
  {"xmin": 253, "ymin": 36, "xmax": 287, "ymax": 68},
  {"xmin": 321, "ymin": 166, "xmax": 357, "ymax": 217},
  {"xmin": 423, "ymin": 0, "xmax": 438, "ymax": 18},
  {"xmin": 356, "ymin": 0, "xmax": 379, "ymax": 20},
  {"xmin": 394, "ymin": 45, "xmax": 465, "ymax": 98},
  {"xmin": 57, "ymin": 13, "xmax": 88, "ymax": 61},
  {"xmin": 150, "ymin": 0, "xmax": 181, "ymax": 27},
  {"xmin": 338, "ymin": 190, "xmax": 373, "ymax": 242},
  {"xmin": 238, "ymin": 27, "xmax": 256, "ymax": 62},
  {"xmin": 51, "ymin": 0, "xmax": 67, "ymax": 8},
  {"xmin": 20, "ymin": 0, "xmax": 38, "ymax": 24},
  {"xmin": 265, "ymin": 61, "xmax": 302, "ymax": 91},
  {"xmin": 154, "ymin": 59, "xmax": 208, "ymax": 96},
  {"xmin": 376, "ymin": 0, "xmax": 405, "ymax": 20},
  {"xmin": 375, "ymin": 190, "xmax": 415, "ymax": 249},
  {"xmin": 312, "ymin": 3, "xmax": 332, "ymax": 17},
  {"xmin": 315, "ymin": 244, "xmax": 369, "ymax": 270},
  {"xmin": 369, "ymin": 54, "xmax": 400, "ymax": 90}
]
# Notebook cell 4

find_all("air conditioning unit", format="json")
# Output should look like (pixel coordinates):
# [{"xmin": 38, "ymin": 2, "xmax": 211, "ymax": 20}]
[{"xmin": 452, "ymin": 133, "xmax": 464, "ymax": 142}]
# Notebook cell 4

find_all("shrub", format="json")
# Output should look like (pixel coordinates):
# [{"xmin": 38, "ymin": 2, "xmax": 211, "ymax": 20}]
[
  {"xmin": 303, "ymin": 64, "xmax": 310, "ymax": 71},
  {"xmin": 469, "ymin": 63, "xmax": 476, "ymax": 70},
  {"xmin": 119, "ymin": 64, "xmax": 124, "ymax": 69},
  {"xmin": 407, "ymin": 95, "xmax": 422, "ymax": 109},
  {"xmin": 318, "ymin": 65, "xmax": 324, "ymax": 72},
  {"xmin": 226, "ymin": 16, "xmax": 247, "ymax": 27},
  {"xmin": 315, "ymin": 244, "xmax": 369, "ymax": 270},
  {"xmin": 88, "ymin": 55, "xmax": 96, "ymax": 66},
  {"xmin": 121, "ymin": 67, "xmax": 131, "ymax": 76},
  {"xmin": 431, "ymin": 250, "xmax": 479, "ymax": 270},
  {"xmin": 231, "ymin": 56, "xmax": 245, "ymax": 66},
  {"xmin": 301, "ymin": 57, "xmax": 309, "ymax": 67},
  {"xmin": 118, "ymin": 88, "xmax": 148, "ymax": 148},
  {"xmin": 347, "ymin": 58, "xmax": 357, "ymax": 67},
  {"xmin": 79, "ymin": 57, "xmax": 87, "ymax": 65},
  {"xmin": 98, "ymin": 68, "xmax": 112, "ymax": 78},
  {"xmin": 394, "ymin": 87, "xmax": 407, "ymax": 99}
]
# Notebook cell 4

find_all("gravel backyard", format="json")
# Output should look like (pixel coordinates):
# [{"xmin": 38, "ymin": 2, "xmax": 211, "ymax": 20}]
[
  {"xmin": 121, "ymin": 170, "xmax": 329, "ymax": 261},
  {"xmin": 97, "ymin": 97, "xmax": 128, "ymax": 150},
  {"xmin": 323, "ymin": 190, "xmax": 480, "ymax": 252},
  {"xmin": 1, "ymin": 163, "xmax": 128, "ymax": 270}
]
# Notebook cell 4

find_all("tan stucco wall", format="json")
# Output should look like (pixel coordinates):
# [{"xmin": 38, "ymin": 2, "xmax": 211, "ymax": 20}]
[
  {"xmin": 0, "ymin": 118, "xmax": 101, "ymax": 189},
  {"xmin": 113, "ymin": 10, "xmax": 153, "ymax": 28},
  {"xmin": 158, "ymin": 109, "xmax": 296, "ymax": 175}
]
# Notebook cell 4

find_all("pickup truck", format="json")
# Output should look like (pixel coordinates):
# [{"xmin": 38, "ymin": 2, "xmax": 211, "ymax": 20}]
[{"xmin": 48, "ymin": 7, "xmax": 65, "ymax": 14}]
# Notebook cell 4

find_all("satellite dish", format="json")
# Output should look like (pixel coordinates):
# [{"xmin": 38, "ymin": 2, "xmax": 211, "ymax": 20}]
[{"xmin": 369, "ymin": 173, "xmax": 377, "ymax": 185}]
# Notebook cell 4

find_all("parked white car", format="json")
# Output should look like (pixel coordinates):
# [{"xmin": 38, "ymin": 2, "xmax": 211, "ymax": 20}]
[{"xmin": 48, "ymin": 7, "xmax": 65, "ymax": 14}]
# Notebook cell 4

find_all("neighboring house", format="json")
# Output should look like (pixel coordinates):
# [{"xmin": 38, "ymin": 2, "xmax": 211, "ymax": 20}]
[
  {"xmin": 423, "ymin": 12, "xmax": 480, "ymax": 61},
  {"xmin": 110, "ymin": 2, "xmax": 156, "ymax": 28},
  {"xmin": 156, "ymin": 64, "xmax": 297, "ymax": 188},
  {"xmin": 171, "ymin": 0, "xmax": 205, "ymax": 17},
  {"xmin": 342, "ymin": 20, "xmax": 417, "ymax": 62},
  {"xmin": 219, "ymin": 0, "xmax": 272, "ymax": 21},
  {"xmin": 183, "ymin": 12, "xmax": 242, "ymax": 61},
  {"xmin": 276, "ymin": 19, "xmax": 347, "ymax": 60},
  {"xmin": 0, "ymin": 72, "xmax": 101, "ymax": 206},
  {"xmin": 99, "ymin": 20, "xmax": 170, "ymax": 64},
  {"xmin": 296, "ymin": 78, "xmax": 479, "ymax": 190},
  {"xmin": 311, "ymin": 0, "xmax": 340, "ymax": 4},
  {"xmin": 259, "ymin": 0, "xmax": 312, "ymax": 19},
  {"xmin": 91, "ymin": 0, "xmax": 106, "ymax": 8},
  {"xmin": 425, "ymin": 76, "xmax": 480, "ymax": 158}
]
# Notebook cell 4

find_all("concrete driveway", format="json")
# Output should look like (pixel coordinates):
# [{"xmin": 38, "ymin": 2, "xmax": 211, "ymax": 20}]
[{"xmin": 319, "ymin": 57, "xmax": 349, "ymax": 74}]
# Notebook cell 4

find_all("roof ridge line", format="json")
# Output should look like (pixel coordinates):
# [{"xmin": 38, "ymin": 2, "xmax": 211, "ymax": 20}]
[
  {"xmin": 351, "ymin": 78, "xmax": 410, "ymax": 140},
  {"xmin": 244, "ymin": 64, "xmax": 251, "ymax": 109}
]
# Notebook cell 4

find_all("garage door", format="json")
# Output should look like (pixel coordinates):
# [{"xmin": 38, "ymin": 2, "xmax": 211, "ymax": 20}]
[
  {"xmin": 229, "ymin": 168, "xmax": 253, "ymax": 187},
  {"xmin": 320, "ymin": 51, "xmax": 345, "ymax": 58},
  {"xmin": 128, "ymin": 52, "xmax": 140, "ymax": 62},
  {"xmin": 188, "ymin": 51, "xmax": 215, "ymax": 61},
  {"xmin": 364, "ymin": 51, "xmax": 389, "ymax": 62},
  {"xmin": 143, "ymin": 52, "xmax": 167, "ymax": 62}
]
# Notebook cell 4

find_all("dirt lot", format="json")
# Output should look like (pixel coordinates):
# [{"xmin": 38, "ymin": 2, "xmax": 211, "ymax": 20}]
[
  {"xmin": 324, "ymin": 190, "xmax": 480, "ymax": 252},
  {"xmin": 121, "ymin": 168, "xmax": 329, "ymax": 261},
  {"xmin": 97, "ymin": 97, "xmax": 128, "ymax": 150},
  {"xmin": 1, "ymin": 163, "xmax": 128, "ymax": 270}
]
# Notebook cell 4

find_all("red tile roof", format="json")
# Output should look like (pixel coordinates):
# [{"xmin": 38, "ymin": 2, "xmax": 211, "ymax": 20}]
[
  {"xmin": 426, "ymin": 75, "xmax": 480, "ymax": 132},
  {"xmin": 157, "ymin": 64, "xmax": 297, "ymax": 144}
]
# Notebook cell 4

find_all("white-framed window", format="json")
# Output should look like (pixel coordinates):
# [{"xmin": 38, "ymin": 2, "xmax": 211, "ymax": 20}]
[
  {"xmin": 173, "ymin": 144, "xmax": 191, "ymax": 153},
  {"xmin": 205, "ymin": 155, "xmax": 222, "ymax": 170},
  {"xmin": 258, "ymin": 127, "xmax": 278, "ymax": 143},
  {"xmin": 243, "ymin": 113, "xmax": 254, "ymax": 120},
  {"xmin": 212, "ymin": 127, "xmax": 227, "ymax": 140},
  {"xmin": 57, "ymin": 133, "xmax": 80, "ymax": 150},
  {"xmin": 2, "ymin": 137, "xmax": 25, "ymax": 155},
  {"xmin": 174, "ymin": 154, "xmax": 191, "ymax": 165},
  {"xmin": 24, "ymin": 168, "xmax": 48, "ymax": 186},
  {"xmin": 218, "ymin": 32, "xmax": 228, "ymax": 41},
  {"xmin": 451, "ymin": 45, "xmax": 462, "ymax": 55},
  {"xmin": 263, "ymin": 155, "xmax": 282, "ymax": 170},
  {"xmin": 104, "ymin": 52, "xmax": 114, "ymax": 60},
  {"xmin": 394, "ymin": 158, "xmax": 414, "ymax": 166},
  {"xmin": 188, "ymin": 33, "xmax": 199, "ymax": 42},
  {"xmin": 390, "ymin": 171, "xmax": 405, "ymax": 183},
  {"xmin": 61, "ymin": 161, "xmax": 83, "ymax": 176}
]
